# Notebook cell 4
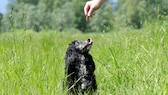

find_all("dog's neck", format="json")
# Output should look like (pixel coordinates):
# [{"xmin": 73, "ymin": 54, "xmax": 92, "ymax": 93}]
[{"xmin": 81, "ymin": 55, "xmax": 85, "ymax": 62}]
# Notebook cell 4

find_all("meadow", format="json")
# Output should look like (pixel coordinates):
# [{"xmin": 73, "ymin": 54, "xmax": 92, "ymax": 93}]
[{"xmin": 0, "ymin": 21, "xmax": 168, "ymax": 95}]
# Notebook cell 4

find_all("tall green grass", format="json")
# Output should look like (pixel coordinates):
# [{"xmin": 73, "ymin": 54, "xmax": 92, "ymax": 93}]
[{"xmin": 0, "ymin": 21, "xmax": 168, "ymax": 95}]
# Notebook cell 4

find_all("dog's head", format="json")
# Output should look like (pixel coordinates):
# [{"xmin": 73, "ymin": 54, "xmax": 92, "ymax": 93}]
[{"xmin": 68, "ymin": 38, "xmax": 93, "ymax": 53}]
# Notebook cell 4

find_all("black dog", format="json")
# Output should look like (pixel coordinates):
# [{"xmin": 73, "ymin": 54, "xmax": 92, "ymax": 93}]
[{"xmin": 64, "ymin": 38, "xmax": 97, "ymax": 94}]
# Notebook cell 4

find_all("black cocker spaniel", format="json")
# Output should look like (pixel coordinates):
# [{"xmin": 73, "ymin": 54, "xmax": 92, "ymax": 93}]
[{"xmin": 64, "ymin": 38, "xmax": 97, "ymax": 95}]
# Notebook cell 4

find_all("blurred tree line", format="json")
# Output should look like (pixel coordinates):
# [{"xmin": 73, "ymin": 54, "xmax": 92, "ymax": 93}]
[{"xmin": 0, "ymin": 0, "xmax": 168, "ymax": 32}]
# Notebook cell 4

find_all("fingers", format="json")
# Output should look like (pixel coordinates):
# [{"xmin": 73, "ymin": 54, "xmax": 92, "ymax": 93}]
[
  {"xmin": 84, "ymin": 2, "xmax": 91, "ymax": 22},
  {"xmin": 86, "ymin": 8, "xmax": 95, "ymax": 22},
  {"xmin": 86, "ymin": 13, "xmax": 95, "ymax": 22},
  {"xmin": 84, "ymin": 1, "xmax": 95, "ymax": 22},
  {"xmin": 88, "ymin": 6, "xmax": 94, "ymax": 17},
  {"xmin": 84, "ymin": 2, "xmax": 90, "ymax": 16}
]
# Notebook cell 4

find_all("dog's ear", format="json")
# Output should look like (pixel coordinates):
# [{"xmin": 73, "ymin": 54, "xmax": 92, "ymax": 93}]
[{"xmin": 69, "ymin": 40, "xmax": 78, "ymax": 45}]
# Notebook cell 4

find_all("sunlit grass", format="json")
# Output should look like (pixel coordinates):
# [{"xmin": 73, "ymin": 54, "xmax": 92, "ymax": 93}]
[{"xmin": 0, "ymin": 21, "xmax": 168, "ymax": 95}]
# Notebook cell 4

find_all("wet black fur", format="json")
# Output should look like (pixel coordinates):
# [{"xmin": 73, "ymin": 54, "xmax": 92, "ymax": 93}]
[{"xmin": 64, "ymin": 40, "xmax": 97, "ymax": 94}]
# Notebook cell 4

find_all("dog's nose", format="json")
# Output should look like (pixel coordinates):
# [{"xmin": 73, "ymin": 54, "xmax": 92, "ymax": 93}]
[{"xmin": 87, "ymin": 38, "xmax": 93, "ymax": 44}]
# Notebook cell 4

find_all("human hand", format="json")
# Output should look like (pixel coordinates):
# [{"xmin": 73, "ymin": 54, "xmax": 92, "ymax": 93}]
[{"xmin": 84, "ymin": 0, "xmax": 105, "ymax": 21}]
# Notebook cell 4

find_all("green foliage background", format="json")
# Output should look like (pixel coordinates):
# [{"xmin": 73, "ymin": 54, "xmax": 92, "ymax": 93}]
[{"xmin": 0, "ymin": 0, "xmax": 168, "ymax": 32}]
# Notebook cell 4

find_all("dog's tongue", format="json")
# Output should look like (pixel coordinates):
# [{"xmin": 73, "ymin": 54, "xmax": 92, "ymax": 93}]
[{"xmin": 87, "ymin": 38, "xmax": 93, "ymax": 45}]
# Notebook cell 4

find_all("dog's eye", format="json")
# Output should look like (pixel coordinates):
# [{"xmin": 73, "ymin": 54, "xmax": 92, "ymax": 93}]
[{"xmin": 75, "ymin": 41, "xmax": 79, "ymax": 46}]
